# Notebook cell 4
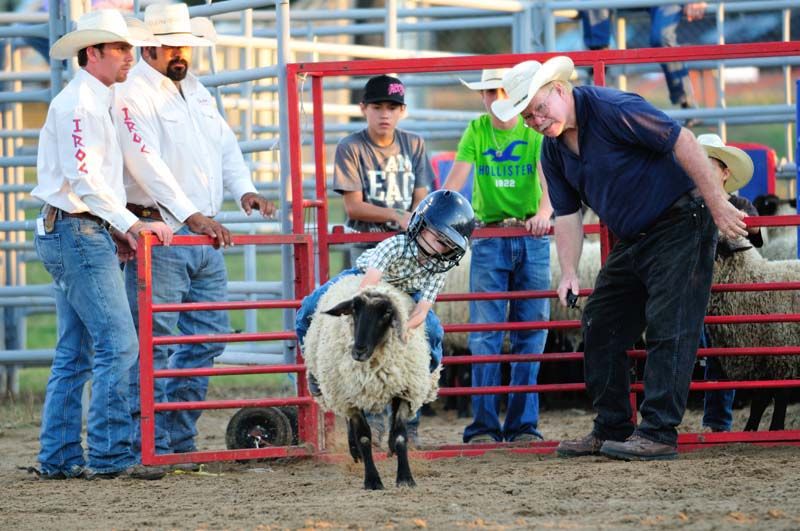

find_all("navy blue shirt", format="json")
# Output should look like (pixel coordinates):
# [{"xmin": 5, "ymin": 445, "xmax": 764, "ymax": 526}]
[{"xmin": 541, "ymin": 86, "xmax": 694, "ymax": 240}]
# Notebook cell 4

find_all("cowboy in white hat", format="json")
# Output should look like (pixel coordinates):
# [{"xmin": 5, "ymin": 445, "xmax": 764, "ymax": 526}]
[
  {"xmin": 112, "ymin": 2, "xmax": 274, "ymax": 464},
  {"xmin": 30, "ymin": 9, "xmax": 172, "ymax": 481},
  {"xmin": 495, "ymin": 55, "xmax": 747, "ymax": 462},
  {"xmin": 444, "ymin": 68, "xmax": 553, "ymax": 445}
]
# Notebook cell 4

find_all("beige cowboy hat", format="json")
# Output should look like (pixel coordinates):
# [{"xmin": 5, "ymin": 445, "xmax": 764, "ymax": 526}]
[
  {"xmin": 492, "ymin": 56, "xmax": 574, "ymax": 122},
  {"xmin": 144, "ymin": 3, "xmax": 215, "ymax": 47},
  {"xmin": 50, "ymin": 9, "xmax": 159, "ymax": 60},
  {"xmin": 697, "ymin": 134, "xmax": 754, "ymax": 193},
  {"xmin": 459, "ymin": 68, "xmax": 509, "ymax": 91}
]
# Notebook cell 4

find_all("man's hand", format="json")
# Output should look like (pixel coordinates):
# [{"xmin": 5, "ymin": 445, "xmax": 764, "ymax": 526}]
[
  {"xmin": 129, "ymin": 220, "xmax": 173, "ymax": 246},
  {"xmin": 707, "ymin": 198, "xmax": 748, "ymax": 241},
  {"xmin": 241, "ymin": 192, "xmax": 276, "ymax": 217},
  {"xmin": 111, "ymin": 228, "xmax": 138, "ymax": 261},
  {"xmin": 185, "ymin": 212, "xmax": 232, "ymax": 248},
  {"xmin": 525, "ymin": 213, "xmax": 551, "ymax": 237},
  {"xmin": 557, "ymin": 273, "xmax": 581, "ymax": 308},
  {"xmin": 684, "ymin": 2, "xmax": 707, "ymax": 22}
]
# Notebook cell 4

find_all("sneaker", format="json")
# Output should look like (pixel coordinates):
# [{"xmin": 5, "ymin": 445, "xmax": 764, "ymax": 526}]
[
  {"xmin": 555, "ymin": 432, "xmax": 605, "ymax": 457},
  {"xmin": 307, "ymin": 372, "xmax": 322, "ymax": 397},
  {"xmin": 467, "ymin": 433, "xmax": 497, "ymax": 444},
  {"xmin": 599, "ymin": 434, "xmax": 678, "ymax": 461},
  {"xmin": 84, "ymin": 464, "xmax": 166, "ymax": 481},
  {"xmin": 22, "ymin": 464, "xmax": 84, "ymax": 480},
  {"xmin": 509, "ymin": 432, "xmax": 543, "ymax": 444}
]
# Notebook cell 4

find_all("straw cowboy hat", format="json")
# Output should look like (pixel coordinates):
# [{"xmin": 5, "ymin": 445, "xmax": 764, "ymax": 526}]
[
  {"xmin": 50, "ymin": 9, "xmax": 158, "ymax": 60},
  {"xmin": 697, "ymin": 134, "xmax": 754, "ymax": 193},
  {"xmin": 459, "ymin": 68, "xmax": 509, "ymax": 91},
  {"xmin": 144, "ymin": 3, "xmax": 215, "ymax": 47},
  {"xmin": 492, "ymin": 56, "xmax": 574, "ymax": 122}
]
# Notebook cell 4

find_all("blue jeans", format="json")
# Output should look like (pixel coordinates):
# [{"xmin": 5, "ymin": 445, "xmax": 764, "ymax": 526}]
[
  {"xmin": 582, "ymin": 198, "xmax": 717, "ymax": 446},
  {"xmin": 35, "ymin": 216, "xmax": 138, "ymax": 474},
  {"xmin": 295, "ymin": 268, "xmax": 443, "ymax": 372},
  {"xmin": 700, "ymin": 328, "xmax": 735, "ymax": 431},
  {"xmin": 463, "ymin": 236, "xmax": 550, "ymax": 443},
  {"xmin": 125, "ymin": 226, "xmax": 229, "ymax": 455},
  {"xmin": 580, "ymin": 6, "xmax": 690, "ymax": 105}
]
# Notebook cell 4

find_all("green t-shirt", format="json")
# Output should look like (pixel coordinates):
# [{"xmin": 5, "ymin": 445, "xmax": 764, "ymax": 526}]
[{"xmin": 455, "ymin": 114, "xmax": 544, "ymax": 223}]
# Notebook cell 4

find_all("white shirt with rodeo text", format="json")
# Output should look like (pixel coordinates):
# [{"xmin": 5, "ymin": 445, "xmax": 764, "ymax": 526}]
[
  {"xmin": 113, "ymin": 60, "xmax": 256, "ymax": 226},
  {"xmin": 31, "ymin": 68, "xmax": 138, "ymax": 232}
]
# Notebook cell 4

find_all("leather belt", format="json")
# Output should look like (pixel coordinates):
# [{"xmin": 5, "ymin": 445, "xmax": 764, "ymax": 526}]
[
  {"xmin": 56, "ymin": 208, "xmax": 108, "ymax": 228},
  {"xmin": 634, "ymin": 189, "xmax": 703, "ymax": 240},
  {"xmin": 477, "ymin": 218, "xmax": 527, "ymax": 228},
  {"xmin": 126, "ymin": 203, "xmax": 164, "ymax": 221}
]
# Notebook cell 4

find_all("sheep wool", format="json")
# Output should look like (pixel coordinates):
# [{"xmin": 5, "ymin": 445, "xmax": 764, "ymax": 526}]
[
  {"xmin": 707, "ymin": 244, "xmax": 800, "ymax": 381},
  {"xmin": 303, "ymin": 274, "xmax": 441, "ymax": 418}
]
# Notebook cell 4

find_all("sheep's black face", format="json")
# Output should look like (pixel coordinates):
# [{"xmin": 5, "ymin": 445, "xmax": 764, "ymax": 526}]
[{"xmin": 351, "ymin": 296, "xmax": 395, "ymax": 362}]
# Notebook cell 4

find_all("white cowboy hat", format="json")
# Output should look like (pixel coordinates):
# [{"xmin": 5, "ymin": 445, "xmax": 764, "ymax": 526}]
[
  {"xmin": 459, "ymin": 68, "xmax": 509, "ymax": 91},
  {"xmin": 144, "ymin": 3, "xmax": 214, "ymax": 47},
  {"xmin": 491, "ymin": 56, "xmax": 574, "ymax": 122},
  {"xmin": 697, "ymin": 134, "xmax": 754, "ymax": 193},
  {"xmin": 50, "ymin": 9, "xmax": 159, "ymax": 60}
]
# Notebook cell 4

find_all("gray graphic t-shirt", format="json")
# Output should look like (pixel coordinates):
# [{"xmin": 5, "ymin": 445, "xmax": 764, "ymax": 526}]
[{"xmin": 333, "ymin": 128, "xmax": 434, "ymax": 233}]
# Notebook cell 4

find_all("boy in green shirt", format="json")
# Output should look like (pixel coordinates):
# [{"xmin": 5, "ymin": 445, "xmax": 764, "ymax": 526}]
[{"xmin": 444, "ymin": 68, "xmax": 553, "ymax": 444}]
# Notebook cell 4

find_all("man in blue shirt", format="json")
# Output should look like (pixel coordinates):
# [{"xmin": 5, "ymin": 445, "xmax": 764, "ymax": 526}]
[{"xmin": 493, "ymin": 56, "xmax": 747, "ymax": 461}]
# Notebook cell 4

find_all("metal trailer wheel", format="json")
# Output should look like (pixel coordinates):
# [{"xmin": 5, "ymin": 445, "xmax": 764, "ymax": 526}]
[{"xmin": 225, "ymin": 407, "xmax": 293, "ymax": 451}]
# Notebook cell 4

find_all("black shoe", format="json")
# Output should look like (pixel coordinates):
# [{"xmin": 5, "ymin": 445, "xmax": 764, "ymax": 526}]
[{"xmin": 84, "ymin": 464, "xmax": 166, "ymax": 481}]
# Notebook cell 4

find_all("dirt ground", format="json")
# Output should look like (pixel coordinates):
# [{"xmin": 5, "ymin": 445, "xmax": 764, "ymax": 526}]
[{"xmin": 1, "ymin": 395, "xmax": 799, "ymax": 531}]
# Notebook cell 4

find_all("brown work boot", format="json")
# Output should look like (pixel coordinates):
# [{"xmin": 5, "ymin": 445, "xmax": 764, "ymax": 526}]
[
  {"xmin": 555, "ymin": 432, "xmax": 605, "ymax": 457},
  {"xmin": 84, "ymin": 464, "xmax": 166, "ymax": 481},
  {"xmin": 600, "ymin": 434, "xmax": 677, "ymax": 461}
]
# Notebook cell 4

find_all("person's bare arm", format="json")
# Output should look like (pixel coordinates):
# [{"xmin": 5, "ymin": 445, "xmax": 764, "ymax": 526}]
[
  {"xmin": 673, "ymin": 127, "xmax": 747, "ymax": 240},
  {"xmin": 407, "ymin": 299, "xmax": 432, "ymax": 331},
  {"xmin": 342, "ymin": 191, "xmax": 410, "ymax": 229},
  {"xmin": 442, "ymin": 161, "xmax": 473, "ymax": 193},
  {"xmin": 359, "ymin": 267, "xmax": 383, "ymax": 289},
  {"xmin": 554, "ymin": 211, "xmax": 584, "ymax": 307},
  {"xmin": 526, "ymin": 160, "xmax": 554, "ymax": 237}
]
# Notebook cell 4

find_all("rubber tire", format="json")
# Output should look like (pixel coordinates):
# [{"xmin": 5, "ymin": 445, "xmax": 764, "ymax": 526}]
[
  {"xmin": 279, "ymin": 406, "xmax": 299, "ymax": 445},
  {"xmin": 225, "ymin": 407, "xmax": 293, "ymax": 450}
]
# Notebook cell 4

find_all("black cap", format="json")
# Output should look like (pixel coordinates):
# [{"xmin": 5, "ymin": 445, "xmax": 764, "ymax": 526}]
[{"xmin": 362, "ymin": 75, "xmax": 405, "ymax": 105}]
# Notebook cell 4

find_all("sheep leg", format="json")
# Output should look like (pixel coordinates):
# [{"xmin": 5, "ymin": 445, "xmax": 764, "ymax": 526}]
[
  {"xmin": 350, "ymin": 412, "xmax": 384, "ymax": 490},
  {"xmin": 744, "ymin": 391, "xmax": 771, "ymax": 431},
  {"xmin": 768, "ymin": 389, "xmax": 788, "ymax": 431},
  {"xmin": 388, "ymin": 397, "xmax": 416, "ymax": 488}
]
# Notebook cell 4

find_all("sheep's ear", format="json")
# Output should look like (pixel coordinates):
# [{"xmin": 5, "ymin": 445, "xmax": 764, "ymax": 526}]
[{"xmin": 323, "ymin": 298, "xmax": 354, "ymax": 316}]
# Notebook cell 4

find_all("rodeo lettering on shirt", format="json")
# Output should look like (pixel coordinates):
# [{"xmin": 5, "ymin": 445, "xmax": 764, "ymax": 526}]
[
  {"xmin": 72, "ymin": 118, "xmax": 88, "ymax": 174},
  {"xmin": 120, "ymin": 107, "xmax": 151, "ymax": 154},
  {"xmin": 366, "ymin": 154, "xmax": 415, "ymax": 208}
]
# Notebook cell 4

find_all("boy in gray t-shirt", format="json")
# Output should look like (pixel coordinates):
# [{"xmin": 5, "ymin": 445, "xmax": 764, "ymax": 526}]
[{"xmin": 333, "ymin": 75, "xmax": 435, "ymax": 235}]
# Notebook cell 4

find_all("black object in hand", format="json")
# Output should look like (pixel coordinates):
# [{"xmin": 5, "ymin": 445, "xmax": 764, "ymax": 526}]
[{"xmin": 566, "ymin": 289, "xmax": 579, "ymax": 309}]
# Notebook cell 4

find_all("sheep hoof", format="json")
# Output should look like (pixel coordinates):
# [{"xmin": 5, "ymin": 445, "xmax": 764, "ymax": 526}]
[
  {"xmin": 396, "ymin": 477, "xmax": 416, "ymax": 488},
  {"xmin": 364, "ymin": 478, "xmax": 384, "ymax": 490}
]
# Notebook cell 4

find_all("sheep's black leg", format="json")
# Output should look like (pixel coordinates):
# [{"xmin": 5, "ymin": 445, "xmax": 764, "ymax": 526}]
[
  {"xmin": 744, "ymin": 391, "xmax": 771, "ymax": 431},
  {"xmin": 347, "ymin": 417, "xmax": 360, "ymax": 462},
  {"xmin": 352, "ymin": 411, "xmax": 383, "ymax": 490},
  {"xmin": 769, "ymin": 389, "xmax": 788, "ymax": 431},
  {"xmin": 389, "ymin": 397, "xmax": 416, "ymax": 488}
]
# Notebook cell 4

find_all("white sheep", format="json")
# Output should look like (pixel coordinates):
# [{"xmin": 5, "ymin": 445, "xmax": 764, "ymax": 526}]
[
  {"xmin": 707, "ymin": 240, "xmax": 800, "ymax": 430},
  {"xmin": 302, "ymin": 274, "xmax": 440, "ymax": 490}
]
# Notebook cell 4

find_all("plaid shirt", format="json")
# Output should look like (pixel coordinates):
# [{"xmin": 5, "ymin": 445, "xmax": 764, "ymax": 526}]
[{"xmin": 356, "ymin": 233, "xmax": 448, "ymax": 302}]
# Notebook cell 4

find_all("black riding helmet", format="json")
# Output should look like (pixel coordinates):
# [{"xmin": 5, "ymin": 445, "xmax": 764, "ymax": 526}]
[{"xmin": 406, "ymin": 190, "xmax": 476, "ymax": 273}]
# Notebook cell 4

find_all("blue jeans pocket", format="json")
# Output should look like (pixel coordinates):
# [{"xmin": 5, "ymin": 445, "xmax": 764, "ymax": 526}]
[{"xmin": 35, "ymin": 233, "xmax": 64, "ymax": 280}]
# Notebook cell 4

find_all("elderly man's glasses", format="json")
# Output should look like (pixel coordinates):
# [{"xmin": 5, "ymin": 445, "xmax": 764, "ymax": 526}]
[{"xmin": 522, "ymin": 86, "xmax": 556, "ymax": 123}]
